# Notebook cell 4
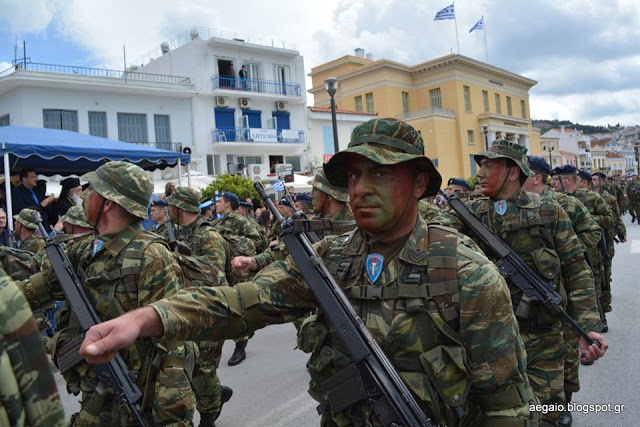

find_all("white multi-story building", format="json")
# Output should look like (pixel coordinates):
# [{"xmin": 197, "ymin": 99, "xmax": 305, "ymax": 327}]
[
  {"xmin": 541, "ymin": 127, "xmax": 592, "ymax": 169},
  {"xmin": 137, "ymin": 27, "xmax": 308, "ymax": 177},
  {"xmin": 0, "ymin": 26, "xmax": 309, "ymax": 179}
]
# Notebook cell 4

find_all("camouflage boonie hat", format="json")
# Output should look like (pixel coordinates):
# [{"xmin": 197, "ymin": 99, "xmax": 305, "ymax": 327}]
[
  {"xmin": 60, "ymin": 206, "xmax": 93, "ymax": 229},
  {"xmin": 323, "ymin": 117, "xmax": 441, "ymax": 198},
  {"xmin": 14, "ymin": 208, "xmax": 39, "ymax": 230},
  {"xmin": 307, "ymin": 170, "xmax": 349, "ymax": 202},
  {"xmin": 474, "ymin": 139, "xmax": 533, "ymax": 176},
  {"xmin": 82, "ymin": 161, "xmax": 153, "ymax": 219},
  {"xmin": 166, "ymin": 187, "xmax": 201, "ymax": 214}
]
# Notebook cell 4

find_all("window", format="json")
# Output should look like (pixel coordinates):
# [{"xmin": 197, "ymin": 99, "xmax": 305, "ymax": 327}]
[
  {"xmin": 285, "ymin": 155, "xmax": 301, "ymax": 172},
  {"xmin": 236, "ymin": 155, "xmax": 262, "ymax": 165},
  {"xmin": 365, "ymin": 93, "xmax": 374, "ymax": 113},
  {"xmin": 467, "ymin": 130, "xmax": 475, "ymax": 145},
  {"xmin": 521, "ymin": 100, "xmax": 527, "ymax": 119},
  {"xmin": 482, "ymin": 90, "xmax": 489, "ymax": 112},
  {"xmin": 506, "ymin": 96, "xmax": 512, "ymax": 116},
  {"xmin": 469, "ymin": 155, "xmax": 477, "ymax": 176},
  {"xmin": 355, "ymin": 96, "xmax": 363, "ymax": 112},
  {"xmin": 0, "ymin": 114, "xmax": 9, "ymax": 127},
  {"xmin": 43, "ymin": 109, "xmax": 78, "ymax": 131},
  {"xmin": 88, "ymin": 112, "xmax": 107, "ymax": 138},
  {"xmin": 154, "ymin": 115, "xmax": 172, "ymax": 150},
  {"xmin": 463, "ymin": 86, "xmax": 471, "ymax": 112},
  {"xmin": 117, "ymin": 113, "xmax": 147, "ymax": 143},
  {"xmin": 494, "ymin": 94, "xmax": 501, "ymax": 114},
  {"xmin": 322, "ymin": 125, "xmax": 335, "ymax": 154},
  {"xmin": 430, "ymin": 88, "xmax": 442, "ymax": 109},
  {"xmin": 402, "ymin": 92, "xmax": 410, "ymax": 115}
]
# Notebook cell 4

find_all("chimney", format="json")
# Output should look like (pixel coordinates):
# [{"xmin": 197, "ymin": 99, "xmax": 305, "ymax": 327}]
[
  {"xmin": 354, "ymin": 48, "xmax": 365, "ymax": 58},
  {"xmin": 365, "ymin": 52, "xmax": 373, "ymax": 60},
  {"xmin": 560, "ymin": 125, "xmax": 565, "ymax": 136}
]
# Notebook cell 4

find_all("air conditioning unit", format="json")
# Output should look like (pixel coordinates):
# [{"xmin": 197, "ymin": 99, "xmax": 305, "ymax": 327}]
[
  {"xmin": 248, "ymin": 164, "xmax": 269, "ymax": 181},
  {"xmin": 275, "ymin": 101, "xmax": 288, "ymax": 111},
  {"xmin": 239, "ymin": 98, "xmax": 251, "ymax": 109},
  {"xmin": 216, "ymin": 96, "xmax": 229, "ymax": 108}
]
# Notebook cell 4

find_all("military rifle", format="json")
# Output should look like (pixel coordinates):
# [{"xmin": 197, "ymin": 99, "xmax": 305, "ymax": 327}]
[
  {"xmin": 279, "ymin": 184, "xmax": 323, "ymax": 243},
  {"xmin": 256, "ymin": 181, "xmax": 434, "ymax": 427},
  {"xmin": 441, "ymin": 191, "xmax": 600, "ymax": 348},
  {"xmin": 32, "ymin": 211, "xmax": 152, "ymax": 427}
]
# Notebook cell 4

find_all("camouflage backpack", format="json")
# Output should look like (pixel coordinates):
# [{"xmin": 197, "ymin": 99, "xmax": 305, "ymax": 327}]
[{"xmin": 0, "ymin": 246, "xmax": 43, "ymax": 281}]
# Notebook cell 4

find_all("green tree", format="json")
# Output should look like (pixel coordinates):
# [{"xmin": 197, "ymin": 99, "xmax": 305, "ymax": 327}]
[{"xmin": 202, "ymin": 174, "xmax": 260, "ymax": 201}]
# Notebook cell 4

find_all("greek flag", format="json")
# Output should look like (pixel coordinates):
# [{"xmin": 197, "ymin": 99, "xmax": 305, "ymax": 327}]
[
  {"xmin": 272, "ymin": 179, "xmax": 285, "ymax": 192},
  {"xmin": 469, "ymin": 17, "xmax": 484, "ymax": 33},
  {"xmin": 434, "ymin": 4, "xmax": 455, "ymax": 20}
]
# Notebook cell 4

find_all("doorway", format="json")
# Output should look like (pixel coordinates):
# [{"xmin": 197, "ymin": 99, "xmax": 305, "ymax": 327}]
[
  {"xmin": 217, "ymin": 59, "xmax": 235, "ymax": 88},
  {"xmin": 269, "ymin": 155, "xmax": 284, "ymax": 173}
]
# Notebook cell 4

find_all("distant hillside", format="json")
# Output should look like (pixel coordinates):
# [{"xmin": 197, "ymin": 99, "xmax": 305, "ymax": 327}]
[{"xmin": 533, "ymin": 119, "xmax": 623, "ymax": 135}]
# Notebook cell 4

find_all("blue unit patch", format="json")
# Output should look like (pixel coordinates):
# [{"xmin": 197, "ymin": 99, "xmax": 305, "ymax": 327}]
[{"xmin": 366, "ymin": 253, "xmax": 384, "ymax": 284}]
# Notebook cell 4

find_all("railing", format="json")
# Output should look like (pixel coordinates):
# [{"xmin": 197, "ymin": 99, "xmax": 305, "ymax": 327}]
[
  {"xmin": 211, "ymin": 75, "xmax": 301, "ymax": 96},
  {"xmin": 133, "ymin": 26, "xmax": 296, "ymax": 66},
  {"xmin": 211, "ymin": 128, "xmax": 305, "ymax": 143},
  {"xmin": 131, "ymin": 141, "xmax": 183, "ymax": 151},
  {"xmin": 0, "ymin": 61, "xmax": 191, "ymax": 84},
  {"xmin": 396, "ymin": 107, "xmax": 456, "ymax": 120}
]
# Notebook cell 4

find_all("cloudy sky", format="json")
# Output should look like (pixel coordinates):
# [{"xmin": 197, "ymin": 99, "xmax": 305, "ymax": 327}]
[{"xmin": 1, "ymin": 0, "xmax": 639, "ymax": 126}]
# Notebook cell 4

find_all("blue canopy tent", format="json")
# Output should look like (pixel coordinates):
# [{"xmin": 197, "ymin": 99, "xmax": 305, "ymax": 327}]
[{"xmin": 0, "ymin": 126, "xmax": 191, "ymax": 230}]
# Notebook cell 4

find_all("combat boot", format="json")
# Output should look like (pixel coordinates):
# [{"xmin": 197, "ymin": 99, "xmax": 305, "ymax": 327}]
[
  {"xmin": 228, "ymin": 342, "xmax": 247, "ymax": 366},
  {"xmin": 198, "ymin": 386, "xmax": 233, "ymax": 427},
  {"xmin": 558, "ymin": 392, "xmax": 573, "ymax": 426}
]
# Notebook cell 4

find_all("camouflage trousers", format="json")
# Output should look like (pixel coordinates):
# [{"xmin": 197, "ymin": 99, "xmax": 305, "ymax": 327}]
[
  {"xmin": 191, "ymin": 340, "xmax": 223, "ymax": 414},
  {"xmin": 562, "ymin": 327, "xmax": 580, "ymax": 394},
  {"xmin": 628, "ymin": 201, "xmax": 640, "ymax": 219},
  {"xmin": 602, "ymin": 260, "xmax": 613, "ymax": 312},
  {"xmin": 520, "ymin": 325, "xmax": 566, "ymax": 426}
]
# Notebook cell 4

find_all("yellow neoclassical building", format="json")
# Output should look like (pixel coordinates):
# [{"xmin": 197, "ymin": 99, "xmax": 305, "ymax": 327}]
[{"xmin": 309, "ymin": 51, "xmax": 541, "ymax": 183}]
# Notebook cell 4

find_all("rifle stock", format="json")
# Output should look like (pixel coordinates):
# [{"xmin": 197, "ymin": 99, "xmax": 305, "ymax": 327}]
[
  {"xmin": 32, "ymin": 212, "xmax": 152, "ymax": 427},
  {"xmin": 441, "ymin": 191, "xmax": 600, "ymax": 347},
  {"xmin": 256, "ymin": 182, "xmax": 433, "ymax": 427}
]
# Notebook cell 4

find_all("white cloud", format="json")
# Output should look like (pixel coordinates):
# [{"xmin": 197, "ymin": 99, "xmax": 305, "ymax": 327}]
[{"xmin": 0, "ymin": 0, "xmax": 55, "ymax": 34}]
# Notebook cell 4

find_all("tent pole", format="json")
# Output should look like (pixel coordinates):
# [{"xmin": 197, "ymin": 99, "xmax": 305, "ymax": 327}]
[
  {"xmin": 177, "ymin": 161, "xmax": 182, "ymax": 187},
  {"xmin": 4, "ymin": 151, "xmax": 13, "ymax": 232},
  {"xmin": 187, "ymin": 163, "xmax": 191, "ymax": 188}
]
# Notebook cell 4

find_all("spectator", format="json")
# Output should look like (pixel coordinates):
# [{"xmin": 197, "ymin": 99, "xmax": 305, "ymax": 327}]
[
  {"xmin": 12, "ymin": 169, "xmax": 56, "ymax": 231},
  {"xmin": 0, "ymin": 208, "xmax": 10, "ymax": 246},
  {"xmin": 259, "ymin": 209, "xmax": 272, "ymax": 232},
  {"xmin": 54, "ymin": 177, "xmax": 83, "ymax": 220},
  {"xmin": 164, "ymin": 182, "xmax": 176, "ymax": 199},
  {"xmin": 239, "ymin": 65, "xmax": 248, "ymax": 90}
]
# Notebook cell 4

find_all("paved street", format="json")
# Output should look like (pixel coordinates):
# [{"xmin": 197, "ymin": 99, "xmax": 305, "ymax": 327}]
[{"xmin": 56, "ymin": 215, "xmax": 640, "ymax": 425}]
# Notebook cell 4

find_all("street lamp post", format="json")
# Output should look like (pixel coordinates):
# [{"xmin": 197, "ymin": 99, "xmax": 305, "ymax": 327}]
[
  {"xmin": 324, "ymin": 77, "xmax": 340, "ymax": 154},
  {"xmin": 482, "ymin": 124, "xmax": 489, "ymax": 151},
  {"xmin": 547, "ymin": 145, "xmax": 553, "ymax": 167}
]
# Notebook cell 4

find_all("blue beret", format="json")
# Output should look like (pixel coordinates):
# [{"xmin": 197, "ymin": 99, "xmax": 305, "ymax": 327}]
[
  {"xmin": 295, "ymin": 193, "xmax": 312, "ymax": 203},
  {"xmin": 239, "ymin": 201, "xmax": 253, "ymax": 210},
  {"xmin": 527, "ymin": 156, "xmax": 551, "ymax": 176},
  {"xmin": 222, "ymin": 192, "xmax": 240, "ymax": 209},
  {"xmin": 279, "ymin": 197, "xmax": 294, "ymax": 207},
  {"xmin": 199, "ymin": 199, "xmax": 213, "ymax": 210},
  {"xmin": 577, "ymin": 169, "xmax": 592, "ymax": 182},
  {"xmin": 150, "ymin": 199, "xmax": 168, "ymax": 207},
  {"xmin": 552, "ymin": 164, "xmax": 577, "ymax": 176},
  {"xmin": 446, "ymin": 178, "xmax": 470, "ymax": 190},
  {"xmin": 591, "ymin": 171, "xmax": 607, "ymax": 179}
]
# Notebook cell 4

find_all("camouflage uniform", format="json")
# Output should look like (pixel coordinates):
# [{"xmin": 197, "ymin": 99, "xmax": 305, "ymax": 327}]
[
  {"xmin": 25, "ymin": 162, "xmax": 196, "ymax": 426},
  {"xmin": 624, "ymin": 179, "xmax": 640, "ymax": 220},
  {"xmin": 15, "ymin": 209, "xmax": 46, "ymax": 257},
  {"xmin": 167, "ymin": 187, "xmax": 230, "ymax": 420},
  {"xmin": 596, "ymin": 187, "xmax": 625, "ymax": 313},
  {"xmin": 0, "ymin": 270, "xmax": 66, "ymax": 427},
  {"xmin": 0, "ymin": 246, "xmax": 43, "ymax": 280},
  {"xmin": 150, "ymin": 118, "xmax": 538, "ymax": 426},
  {"xmin": 443, "ymin": 141, "xmax": 600, "ymax": 426},
  {"xmin": 150, "ymin": 220, "xmax": 171, "ymax": 242}
]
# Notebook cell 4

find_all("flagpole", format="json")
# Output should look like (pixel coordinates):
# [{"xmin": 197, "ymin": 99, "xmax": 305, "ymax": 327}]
[
  {"xmin": 483, "ymin": 16, "xmax": 489, "ymax": 63},
  {"xmin": 453, "ymin": 1, "xmax": 460, "ymax": 54}
]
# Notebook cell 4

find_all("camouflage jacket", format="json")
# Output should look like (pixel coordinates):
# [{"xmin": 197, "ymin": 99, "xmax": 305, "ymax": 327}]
[
  {"xmin": 624, "ymin": 181, "xmax": 640, "ymax": 200},
  {"xmin": 0, "ymin": 246, "xmax": 43, "ymax": 281},
  {"xmin": 212, "ymin": 212, "xmax": 268, "ymax": 253},
  {"xmin": 27, "ymin": 222, "xmax": 195, "ymax": 425},
  {"xmin": 571, "ymin": 188, "xmax": 614, "ymax": 231},
  {"xmin": 0, "ymin": 271, "xmax": 66, "ymax": 427},
  {"xmin": 443, "ymin": 188, "xmax": 600, "ymax": 332},
  {"xmin": 541, "ymin": 188, "xmax": 601, "ymax": 251},
  {"xmin": 19, "ymin": 233, "xmax": 45, "ymax": 258},
  {"xmin": 598, "ymin": 189, "xmax": 625, "ymax": 257},
  {"xmin": 177, "ymin": 216, "xmax": 228, "ymax": 274},
  {"xmin": 152, "ymin": 216, "xmax": 536, "ymax": 425},
  {"xmin": 150, "ymin": 220, "xmax": 171, "ymax": 242}
]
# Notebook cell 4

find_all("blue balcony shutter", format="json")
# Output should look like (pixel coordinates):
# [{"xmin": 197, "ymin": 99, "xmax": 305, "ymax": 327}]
[
  {"xmin": 242, "ymin": 110, "xmax": 262, "ymax": 128},
  {"xmin": 272, "ymin": 111, "xmax": 290, "ymax": 131},
  {"xmin": 215, "ymin": 108, "xmax": 235, "ymax": 129},
  {"xmin": 322, "ymin": 125, "xmax": 334, "ymax": 154}
]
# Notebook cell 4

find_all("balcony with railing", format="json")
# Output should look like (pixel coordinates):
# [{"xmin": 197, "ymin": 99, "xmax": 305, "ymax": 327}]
[
  {"xmin": 0, "ymin": 61, "xmax": 192, "ymax": 85},
  {"xmin": 131, "ymin": 141, "xmax": 184, "ymax": 151},
  {"xmin": 211, "ymin": 128, "xmax": 305, "ymax": 144},
  {"xmin": 396, "ymin": 107, "xmax": 456, "ymax": 120},
  {"xmin": 211, "ymin": 75, "xmax": 301, "ymax": 97}
]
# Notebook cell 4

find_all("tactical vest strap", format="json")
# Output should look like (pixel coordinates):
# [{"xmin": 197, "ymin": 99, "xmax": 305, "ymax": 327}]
[
  {"xmin": 476, "ymin": 382, "xmax": 533, "ymax": 412},
  {"xmin": 347, "ymin": 281, "xmax": 458, "ymax": 300}
]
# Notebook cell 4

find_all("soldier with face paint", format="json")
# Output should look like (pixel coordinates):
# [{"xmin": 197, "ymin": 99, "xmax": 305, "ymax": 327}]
[{"xmin": 80, "ymin": 118, "xmax": 539, "ymax": 426}]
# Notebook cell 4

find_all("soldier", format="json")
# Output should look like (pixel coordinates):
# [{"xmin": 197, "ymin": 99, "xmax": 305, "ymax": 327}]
[
  {"xmin": 166, "ymin": 187, "xmax": 232, "ymax": 426},
  {"xmin": 237, "ymin": 201, "xmax": 254, "ymax": 219},
  {"xmin": 524, "ymin": 157, "xmax": 601, "ymax": 427},
  {"xmin": 442, "ymin": 141, "xmax": 607, "ymax": 426},
  {"xmin": 443, "ymin": 177, "xmax": 470, "ymax": 196},
  {"xmin": 294, "ymin": 193, "xmax": 313, "ymax": 214},
  {"xmin": 149, "ymin": 199, "xmax": 171, "ymax": 241},
  {"xmin": 0, "ymin": 270, "xmax": 66, "ymax": 427},
  {"xmin": 22, "ymin": 161, "xmax": 196, "ymax": 425},
  {"xmin": 624, "ymin": 173, "xmax": 640, "ymax": 222},
  {"xmin": 82, "ymin": 118, "xmax": 542, "ymax": 426},
  {"xmin": 552, "ymin": 165, "xmax": 614, "ymax": 336},
  {"xmin": 14, "ymin": 208, "xmax": 46, "ymax": 257}
]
